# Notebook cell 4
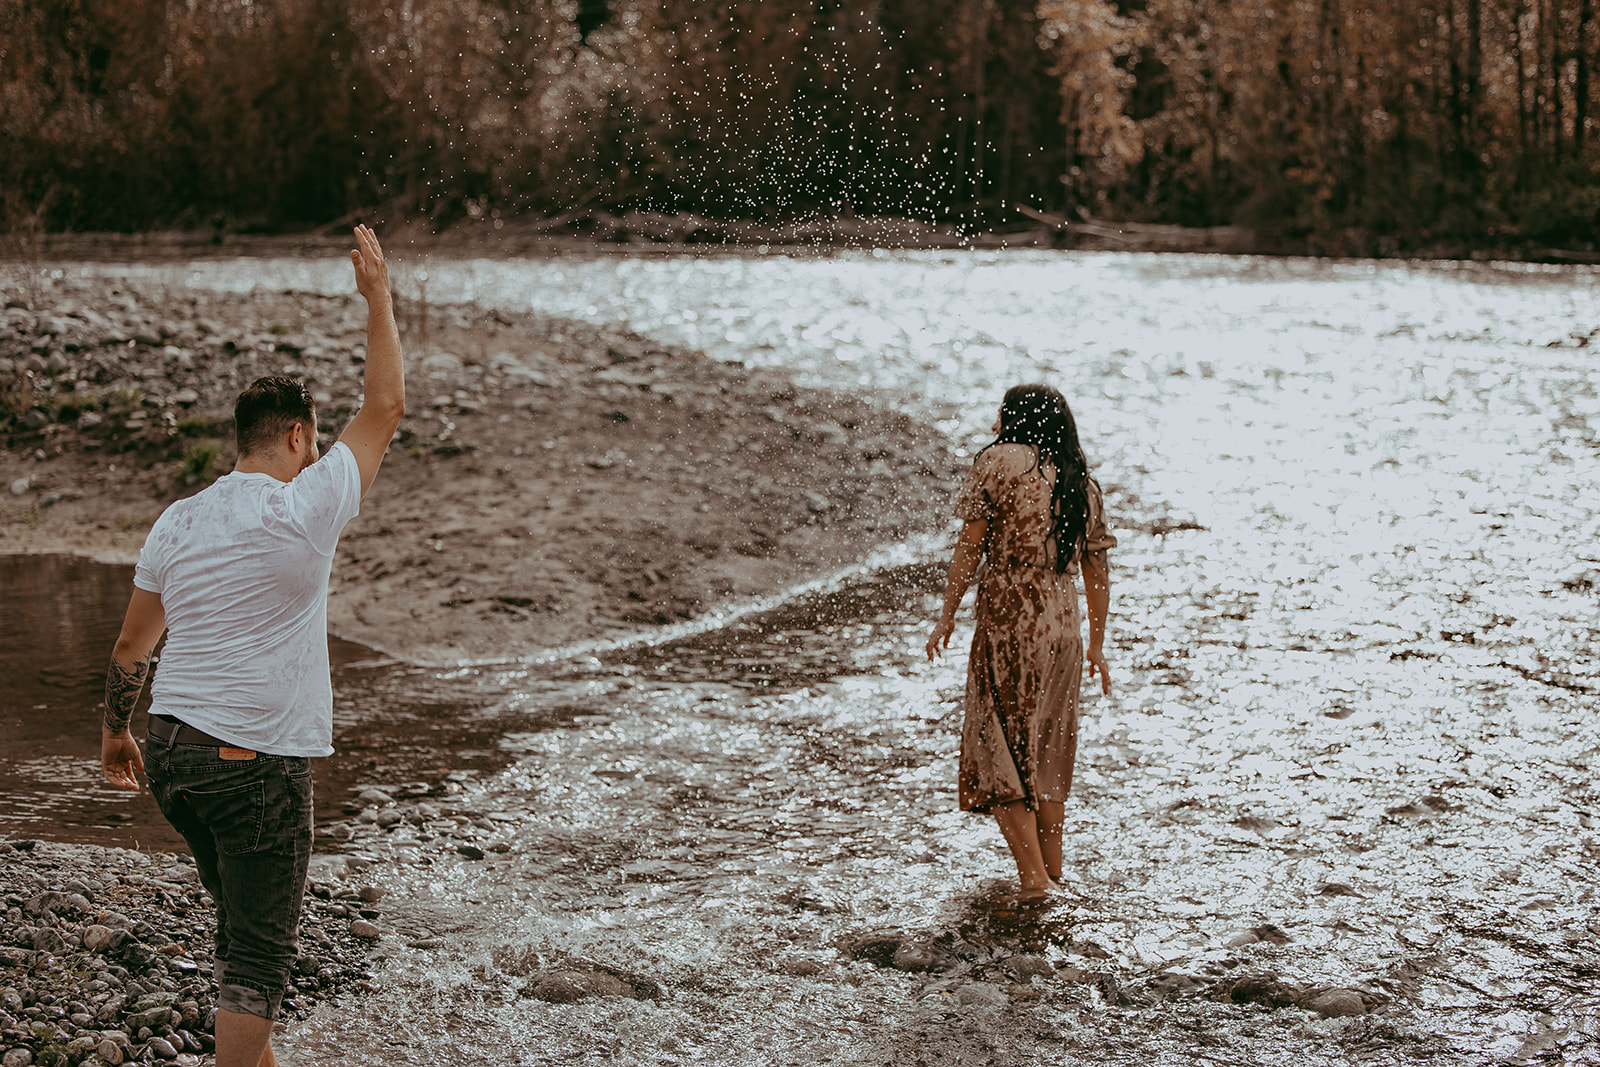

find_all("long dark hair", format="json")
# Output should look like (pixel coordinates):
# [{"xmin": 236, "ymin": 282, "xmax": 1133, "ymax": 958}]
[{"xmin": 985, "ymin": 383, "xmax": 1091, "ymax": 573}]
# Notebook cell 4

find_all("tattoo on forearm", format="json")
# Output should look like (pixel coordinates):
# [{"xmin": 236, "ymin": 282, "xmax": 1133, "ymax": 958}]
[{"xmin": 104, "ymin": 655, "xmax": 151, "ymax": 733}]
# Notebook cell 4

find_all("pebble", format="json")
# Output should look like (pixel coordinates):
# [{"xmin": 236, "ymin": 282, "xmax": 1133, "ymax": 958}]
[
  {"xmin": 1007, "ymin": 955, "xmax": 1054, "ymax": 982},
  {"xmin": 1304, "ymin": 988, "xmax": 1367, "ymax": 1017},
  {"xmin": 96, "ymin": 1038, "xmax": 124, "ymax": 1064},
  {"xmin": 889, "ymin": 939, "xmax": 937, "ymax": 972},
  {"xmin": 349, "ymin": 920, "xmax": 382, "ymax": 939},
  {"xmin": 523, "ymin": 969, "xmax": 635, "ymax": 1003},
  {"xmin": 146, "ymin": 1036, "xmax": 178, "ymax": 1058},
  {"xmin": 7, "ymin": 478, "xmax": 28, "ymax": 495},
  {"xmin": 955, "ymin": 983, "xmax": 1008, "ymax": 1007}
]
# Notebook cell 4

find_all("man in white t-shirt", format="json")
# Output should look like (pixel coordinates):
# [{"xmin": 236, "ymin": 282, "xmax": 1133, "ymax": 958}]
[{"xmin": 100, "ymin": 225, "xmax": 405, "ymax": 1067}]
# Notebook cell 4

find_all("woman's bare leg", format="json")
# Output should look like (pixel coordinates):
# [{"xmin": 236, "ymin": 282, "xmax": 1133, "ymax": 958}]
[
  {"xmin": 993, "ymin": 800, "xmax": 1052, "ymax": 897},
  {"xmin": 1035, "ymin": 801, "xmax": 1065, "ymax": 882}
]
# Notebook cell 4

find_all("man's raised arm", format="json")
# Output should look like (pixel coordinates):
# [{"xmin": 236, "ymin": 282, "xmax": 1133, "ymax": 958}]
[{"xmin": 338, "ymin": 224, "xmax": 406, "ymax": 498}]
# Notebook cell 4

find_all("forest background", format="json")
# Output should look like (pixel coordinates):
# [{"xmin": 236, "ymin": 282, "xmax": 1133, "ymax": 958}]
[{"xmin": 2, "ymin": 0, "xmax": 1597, "ymax": 255}]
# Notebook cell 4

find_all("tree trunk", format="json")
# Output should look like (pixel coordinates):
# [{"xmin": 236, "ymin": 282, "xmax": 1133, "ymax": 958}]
[{"xmin": 1579, "ymin": 0, "xmax": 1593, "ymax": 155}]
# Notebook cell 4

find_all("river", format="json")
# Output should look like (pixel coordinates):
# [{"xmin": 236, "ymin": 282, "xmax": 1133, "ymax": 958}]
[{"xmin": 9, "ymin": 250, "xmax": 1600, "ymax": 1063}]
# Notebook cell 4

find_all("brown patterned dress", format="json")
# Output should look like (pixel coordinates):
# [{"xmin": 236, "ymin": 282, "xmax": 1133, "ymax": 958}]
[{"xmin": 952, "ymin": 443, "xmax": 1116, "ymax": 813}]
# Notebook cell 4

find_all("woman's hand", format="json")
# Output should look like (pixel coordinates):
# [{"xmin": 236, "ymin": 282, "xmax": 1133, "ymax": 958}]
[
  {"xmin": 1086, "ymin": 645, "xmax": 1112, "ymax": 695},
  {"xmin": 926, "ymin": 615, "xmax": 955, "ymax": 660}
]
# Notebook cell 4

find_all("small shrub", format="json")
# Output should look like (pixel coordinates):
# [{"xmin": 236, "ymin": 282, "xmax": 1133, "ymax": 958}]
[
  {"xmin": 108, "ymin": 386, "xmax": 144, "ymax": 414},
  {"xmin": 177, "ymin": 442, "xmax": 223, "ymax": 485}
]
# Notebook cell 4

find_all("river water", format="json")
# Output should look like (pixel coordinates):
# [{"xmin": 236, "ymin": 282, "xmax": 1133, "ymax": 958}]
[{"xmin": 11, "ymin": 251, "xmax": 1600, "ymax": 1063}]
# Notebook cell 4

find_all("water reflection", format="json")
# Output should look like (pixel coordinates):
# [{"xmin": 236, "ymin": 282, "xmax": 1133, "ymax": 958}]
[{"xmin": 0, "ymin": 555, "xmax": 512, "ymax": 849}]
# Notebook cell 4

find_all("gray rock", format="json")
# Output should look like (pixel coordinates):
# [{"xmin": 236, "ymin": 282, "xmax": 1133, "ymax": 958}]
[
  {"xmin": 776, "ymin": 957, "xmax": 825, "ymax": 977},
  {"xmin": 1304, "ymin": 988, "xmax": 1367, "ymax": 1018},
  {"xmin": 26, "ymin": 891, "xmax": 91, "ymax": 918},
  {"xmin": 78, "ymin": 410, "xmax": 103, "ymax": 430},
  {"xmin": 8, "ymin": 477, "xmax": 29, "ymax": 496},
  {"xmin": 357, "ymin": 886, "xmax": 385, "ymax": 903},
  {"xmin": 37, "ymin": 492, "xmax": 59, "ymax": 508},
  {"xmin": 349, "ymin": 920, "xmax": 381, "ymax": 940},
  {"xmin": 64, "ymin": 1037, "xmax": 98, "ymax": 1060},
  {"xmin": 124, "ymin": 1006, "xmax": 172, "ymax": 1030},
  {"xmin": 96, "ymin": 1038, "xmax": 124, "ymax": 1064},
  {"xmin": 523, "ymin": 969, "xmax": 635, "ymax": 1003},
  {"xmin": 20, "ymin": 409, "xmax": 48, "ymax": 430},
  {"xmin": 456, "ymin": 844, "xmax": 485, "ymax": 860},
  {"xmin": 43, "ymin": 352, "xmax": 68, "ymax": 375},
  {"xmin": 1007, "ymin": 955, "xmax": 1055, "ymax": 982},
  {"xmin": 955, "ymin": 982, "xmax": 1008, "ymax": 1007},
  {"xmin": 31, "ymin": 928, "xmax": 67, "ymax": 954},
  {"xmin": 1146, "ymin": 971, "xmax": 1206, "ymax": 997},
  {"xmin": 3, "ymin": 1048, "xmax": 32, "ymax": 1067},
  {"xmin": 889, "ymin": 939, "xmax": 937, "ymax": 972},
  {"xmin": 374, "ymin": 809, "xmax": 403, "ymax": 828},
  {"xmin": 146, "ymin": 1036, "xmax": 178, "ymax": 1058},
  {"xmin": 169, "ymin": 387, "xmax": 200, "ymax": 406}
]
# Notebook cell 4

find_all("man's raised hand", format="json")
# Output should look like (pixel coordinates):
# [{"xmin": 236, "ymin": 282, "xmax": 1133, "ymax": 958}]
[{"xmin": 350, "ymin": 224, "xmax": 391, "ymax": 305}]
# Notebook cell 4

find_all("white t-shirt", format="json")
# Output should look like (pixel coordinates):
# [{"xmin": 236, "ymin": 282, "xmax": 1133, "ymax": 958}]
[{"xmin": 133, "ymin": 442, "xmax": 362, "ymax": 756}]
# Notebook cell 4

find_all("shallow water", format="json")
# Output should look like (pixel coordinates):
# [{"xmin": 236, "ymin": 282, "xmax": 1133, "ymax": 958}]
[
  {"xmin": 0, "ymin": 554, "xmax": 517, "ymax": 850},
  {"xmin": 15, "ymin": 251, "xmax": 1600, "ymax": 1062}
]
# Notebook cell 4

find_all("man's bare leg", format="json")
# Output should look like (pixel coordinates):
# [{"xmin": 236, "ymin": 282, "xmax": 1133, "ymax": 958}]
[
  {"xmin": 1035, "ymin": 801, "xmax": 1065, "ymax": 883},
  {"xmin": 215, "ymin": 1008, "xmax": 277, "ymax": 1067},
  {"xmin": 993, "ymin": 800, "xmax": 1051, "ymax": 898}
]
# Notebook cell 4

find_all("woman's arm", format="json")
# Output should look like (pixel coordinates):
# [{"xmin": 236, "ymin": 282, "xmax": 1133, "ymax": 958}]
[
  {"xmin": 926, "ymin": 518, "xmax": 988, "ymax": 660},
  {"xmin": 1080, "ymin": 547, "xmax": 1112, "ymax": 693}
]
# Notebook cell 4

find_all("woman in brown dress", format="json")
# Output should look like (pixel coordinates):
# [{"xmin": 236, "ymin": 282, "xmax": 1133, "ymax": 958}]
[{"xmin": 927, "ymin": 384, "xmax": 1115, "ymax": 900}]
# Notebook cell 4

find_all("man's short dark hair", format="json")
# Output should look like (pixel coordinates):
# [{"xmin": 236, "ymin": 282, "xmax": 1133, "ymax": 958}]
[{"xmin": 235, "ymin": 376, "xmax": 316, "ymax": 456}]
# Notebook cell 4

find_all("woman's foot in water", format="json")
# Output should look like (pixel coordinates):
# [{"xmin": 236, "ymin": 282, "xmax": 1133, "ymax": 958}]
[{"xmin": 1012, "ymin": 878, "xmax": 1054, "ymax": 903}]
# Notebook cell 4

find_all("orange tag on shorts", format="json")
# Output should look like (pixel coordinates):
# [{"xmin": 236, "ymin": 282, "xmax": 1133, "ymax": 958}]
[{"xmin": 219, "ymin": 747, "xmax": 257, "ymax": 761}]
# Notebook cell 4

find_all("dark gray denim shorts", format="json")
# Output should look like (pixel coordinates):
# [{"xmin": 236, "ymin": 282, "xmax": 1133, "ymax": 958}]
[{"xmin": 144, "ymin": 723, "xmax": 313, "ymax": 1020}]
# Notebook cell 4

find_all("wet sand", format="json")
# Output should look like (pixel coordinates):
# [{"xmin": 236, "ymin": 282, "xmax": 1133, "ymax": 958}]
[{"xmin": 0, "ymin": 268, "xmax": 959, "ymax": 663}]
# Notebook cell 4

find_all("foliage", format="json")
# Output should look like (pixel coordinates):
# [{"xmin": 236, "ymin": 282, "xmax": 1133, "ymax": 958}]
[
  {"xmin": 176, "ymin": 441, "xmax": 222, "ymax": 485},
  {"xmin": 1, "ymin": 0, "xmax": 1597, "ymax": 247}
]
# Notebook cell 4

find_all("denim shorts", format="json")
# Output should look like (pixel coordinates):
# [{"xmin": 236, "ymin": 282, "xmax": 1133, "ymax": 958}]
[{"xmin": 144, "ymin": 724, "xmax": 313, "ymax": 1019}]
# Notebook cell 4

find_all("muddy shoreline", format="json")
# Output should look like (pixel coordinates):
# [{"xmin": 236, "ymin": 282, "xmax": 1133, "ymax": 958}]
[{"xmin": 0, "ymin": 266, "xmax": 960, "ymax": 664}]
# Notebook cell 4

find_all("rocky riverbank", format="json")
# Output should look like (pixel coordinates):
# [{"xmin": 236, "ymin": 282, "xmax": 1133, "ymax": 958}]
[
  {"xmin": 0, "ymin": 265, "xmax": 960, "ymax": 663},
  {"xmin": 0, "ymin": 836, "xmax": 388, "ymax": 1067}
]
